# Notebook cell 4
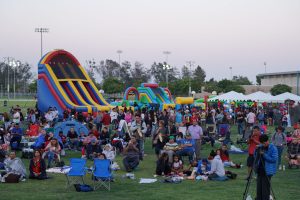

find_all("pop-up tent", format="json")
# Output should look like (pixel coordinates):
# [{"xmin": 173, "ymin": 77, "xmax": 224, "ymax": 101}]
[
  {"xmin": 208, "ymin": 91, "xmax": 246, "ymax": 102},
  {"xmin": 275, "ymin": 92, "xmax": 300, "ymax": 102},
  {"xmin": 244, "ymin": 91, "xmax": 275, "ymax": 102}
]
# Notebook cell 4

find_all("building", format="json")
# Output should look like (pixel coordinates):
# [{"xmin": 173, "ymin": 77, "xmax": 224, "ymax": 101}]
[{"xmin": 257, "ymin": 71, "xmax": 300, "ymax": 95}]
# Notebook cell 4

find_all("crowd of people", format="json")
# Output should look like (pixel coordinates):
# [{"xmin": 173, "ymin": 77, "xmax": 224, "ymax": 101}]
[{"xmin": 0, "ymin": 102, "xmax": 299, "ymax": 189}]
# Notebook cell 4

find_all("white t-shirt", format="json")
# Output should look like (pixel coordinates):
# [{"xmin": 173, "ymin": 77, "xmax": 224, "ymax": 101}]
[
  {"xmin": 246, "ymin": 112, "xmax": 256, "ymax": 124},
  {"xmin": 110, "ymin": 111, "xmax": 118, "ymax": 122},
  {"xmin": 13, "ymin": 112, "xmax": 20, "ymax": 123}
]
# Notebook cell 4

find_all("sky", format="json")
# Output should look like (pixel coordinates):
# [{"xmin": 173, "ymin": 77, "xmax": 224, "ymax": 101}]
[{"xmin": 0, "ymin": 0, "xmax": 300, "ymax": 83}]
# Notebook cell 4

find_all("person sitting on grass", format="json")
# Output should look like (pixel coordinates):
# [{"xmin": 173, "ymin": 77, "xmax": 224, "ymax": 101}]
[
  {"xmin": 86, "ymin": 139, "xmax": 102, "ymax": 160},
  {"xmin": 219, "ymin": 145, "xmax": 241, "ymax": 168},
  {"xmin": 171, "ymin": 155, "xmax": 183, "ymax": 176},
  {"xmin": 2, "ymin": 151, "xmax": 26, "ymax": 182},
  {"xmin": 155, "ymin": 152, "xmax": 171, "ymax": 176},
  {"xmin": 123, "ymin": 137, "xmax": 140, "ymax": 172},
  {"xmin": 43, "ymin": 138, "xmax": 61, "ymax": 168},
  {"xmin": 10, "ymin": 123, "xmax": 23, "ymax": 150},
  {"xmin": 67, "ymin": 127, "xmax": 79, "ymax": 151},
  {"xmin": 207, "ymin": 150, "xmax": 225, "ymax": 180},
  {"xmin": 102, "ymin": 144, "xmax": 116, "ymax": 162},
  {"xmin": 29, "ymin": 150, "xmax": 47, "ymax": 180},
  {"xmin": 176, "ymin": 133, "xmax": 195, "ymax": 164}
]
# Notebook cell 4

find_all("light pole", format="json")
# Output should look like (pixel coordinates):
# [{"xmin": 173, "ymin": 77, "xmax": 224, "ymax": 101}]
[
  {"xmin": 186, "ymin": 61, "xmax": 194, "ymax": 96},
  {"xmin": 229, "ymin": 67, "xmax": 233, "ymax": 80},
  {"xmin": 264, "ymin": 62, "xmax": 267, "ymax": 73},
  {"xmin": 11, "ymin": 60, "xmax": 20, "ymax": 99},
  {"xmin": 163, "ymin": 51, "xmax": 171, "ymax": 63},
  {"xmin": 163, "ymin": 64, "xmax": 172, "ymax": 88},
  {"xmin": 3, "ymin": 57, "xmax": 12, "ymax": 99},
  {"xmin": 117, "ymin": 50, "xmax": 122, "ymax": 66},
  {"xmin": 35, "ymin": 28, "xmax": 49, "ymax": 58}
]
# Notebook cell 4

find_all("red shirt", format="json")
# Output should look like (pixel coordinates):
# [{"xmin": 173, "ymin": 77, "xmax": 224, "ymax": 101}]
[
  {"xmin": 102, "ymin": 113, "xmax": 111, "ymax": 126},
  {"xmin": 248, "ymin": 133, "xmax": 260, "ymax": 155},
  {"xmin": 220, "ymin": 150, "xmax": 230, "ymax": 162},
  {"xmin": 32, "ymin": 158, "xmax": 41, "ymax": 174},
  {"xmin": 90, "ymin": 130, "xmax": 100, "ymax": 139}
]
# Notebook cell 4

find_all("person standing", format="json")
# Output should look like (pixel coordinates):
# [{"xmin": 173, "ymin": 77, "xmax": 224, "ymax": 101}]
[
  {"xmin": 246, "ymin": 126, "xmax": 261, "ymax": 179},
  {"xmin": 254, "ymin": 134, "xmax": 278, "ymax": 200},
  {"xmin": 130, "ymin": 114, "xmax": 147, "ymax": 160},
  {"xmin": 271, "ymin": 126, "xmax": 286, "ymax": 170},
  {"xmin": 187, "ymin": 119, "xmax": 203, "ymax": 160}
]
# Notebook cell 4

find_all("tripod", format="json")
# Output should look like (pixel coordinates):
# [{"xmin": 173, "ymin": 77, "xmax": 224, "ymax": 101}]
[{"xmin": 243, "ymin": 150, "xmax": 276, "ymax": 200}]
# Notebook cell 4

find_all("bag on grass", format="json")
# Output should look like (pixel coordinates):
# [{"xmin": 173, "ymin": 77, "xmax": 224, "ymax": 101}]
[
  {"xmin": 74, "ymin": 184, "xmax": 94, "ymax": 192},
  {"xmin": 56, "ymin": 160, "xmax": 65, "ymax": 167}
]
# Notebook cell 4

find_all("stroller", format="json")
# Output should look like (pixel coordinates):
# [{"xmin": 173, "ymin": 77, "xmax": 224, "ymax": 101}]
[
  {"xmin": 286, "ymin": 139, "xmax": 300, "ymax": 169},
  {"xmin": 236, "ymin": 128, "xmax": 252, "ymax": 149}
]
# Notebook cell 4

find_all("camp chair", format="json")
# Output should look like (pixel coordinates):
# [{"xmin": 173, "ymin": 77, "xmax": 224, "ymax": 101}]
[
  {"xmin": 65, "ymin": 158, "xmax": 87, "ymax": 189},
  {"xmin": 206, "ymin": 124, "xmax": 216, "ymax": 137},
  {"xmin": 92, "ymin": 159, "xmax": 112, "ymax": 191}
]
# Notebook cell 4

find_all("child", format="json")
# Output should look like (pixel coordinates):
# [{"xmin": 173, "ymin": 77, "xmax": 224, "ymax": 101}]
[
  {"xmin": 155, "ymin": 152, "xmax": 171, "ymax": 176},
  {"xmin": 103, "ymin": 144, "xmax": 116, "ymax": 162},
  {"xmin": 171, "ymin": 155, "xmax": 183, "ymax": 176}
]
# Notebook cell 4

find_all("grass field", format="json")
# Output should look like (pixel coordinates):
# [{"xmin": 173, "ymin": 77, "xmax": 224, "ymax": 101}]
[
  {"xmin": 0, "ymin": 100, "xmax": 36, "ymax": 113},
  {"xmin": 0, "ymin": 124, "xmax": 299, "ymax": 199}
]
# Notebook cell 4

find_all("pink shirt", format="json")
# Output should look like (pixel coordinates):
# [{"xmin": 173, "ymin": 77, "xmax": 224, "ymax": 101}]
[{"xmin": 125, "ymin": 113, "xmax": 132, "ymax": 123}]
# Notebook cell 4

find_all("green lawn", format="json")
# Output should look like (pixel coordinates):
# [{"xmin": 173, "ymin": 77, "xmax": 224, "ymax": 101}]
[
  {"xmin": 1, "ymin": 126, "xmax": 299, "ymax": 200},
  {"xmin": 0, "ymin": 100, "xmax": 36, "ymax": 113}
]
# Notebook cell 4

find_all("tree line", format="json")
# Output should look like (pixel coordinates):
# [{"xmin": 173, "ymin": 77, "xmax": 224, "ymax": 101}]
[{"xmin": 87, "ymin": 59, "xmax": 253, "ymax": 95}]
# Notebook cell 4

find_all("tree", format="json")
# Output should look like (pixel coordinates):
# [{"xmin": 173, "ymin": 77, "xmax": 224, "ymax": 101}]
[
  {"xmin": 150, "ymin": 62, "xmax": 178, "ymax": 83},
  {"xmin": 28, "ymin": 79, "xmax": 37, "ymax": 93},
  {"xmin": 232, "ymin": 75, "xmax": 252, "ymax": 85},
  {"xmin": 270, "ymin": 84, "xmax": 292, "ymax": 95},
  {"xmin": 217, "ymin": 79, "xmax": 245, "ymax": 93},
  {"xmin": 181, "ymin": 65, "xmax": 190, "ymax": 79},
  {"xmin": 204, "ymin": 78, "xmax": 221, "ymax": 93},
  {"xmin": 193, "ymin": 65, "xmax": 206, "ymax": 83},
  {"xmin": 256, "ymin": 76, "xmax": 262, "ymax": 85},
  {"xmin": 0, "ymin": 61, "xmax": 33, "ymax": 93},
  {"xmin": 96, "ymin": 59, "xmax": 120, "ymax": 79},
  {"xmin": 102, "ymin": 77, "xmax": 124, "ymax": 94},
  {"xmin": 130, "ymin": 62, "xmax": 151, "ymax": 87}
]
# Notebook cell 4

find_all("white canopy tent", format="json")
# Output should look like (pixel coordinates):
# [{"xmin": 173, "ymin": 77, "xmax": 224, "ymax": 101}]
[
  {"xmin": 275, "ymin": 92, "xmax": 300, "ymax": 102},
  {"xmin": 244, "ymin": 91, "xmax": 277, "ymax": 103},
  {"xmin": 208, "ymin": 91, "xmax": 246, "ymax": 102}
]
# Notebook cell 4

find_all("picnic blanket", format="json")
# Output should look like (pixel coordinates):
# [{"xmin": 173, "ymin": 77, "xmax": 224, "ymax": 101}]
[{"xmin": 46, "ymin": 166, "xmax": 71, "ymax": 174}]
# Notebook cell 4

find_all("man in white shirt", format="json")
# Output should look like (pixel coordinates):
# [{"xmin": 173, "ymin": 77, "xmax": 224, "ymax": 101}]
[{"xmin": 246, "ymin": 110, "xmax": 256, "ymax": 127}]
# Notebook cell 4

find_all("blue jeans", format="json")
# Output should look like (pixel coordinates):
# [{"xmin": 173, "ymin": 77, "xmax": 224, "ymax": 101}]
[
  {"xmin": 176, "ymin": 149, "xmax": 194, "ymax": 163},
  {"xmin": 237, "ymin": 123, "xmax": 244, "ymax": 135},
  {"xmin": 137, "ymin": 139, "xmax": 144, "ymax": 160},
  {"xmin": 47, "ymin": 151, "xmax": 55, "ymax": 167},
  {"xmin": 276, "ymin": 146, "xmax": 284, "ymax": 166}
]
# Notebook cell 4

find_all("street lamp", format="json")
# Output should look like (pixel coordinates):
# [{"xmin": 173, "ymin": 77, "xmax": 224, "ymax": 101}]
[
  {"xmin": 8, "ymin": 59, "xmax": 20, "ymax": 99},
  {"xmin": 35, "ymin": 28, "xmax": 49, "ymax": 58},
  {"xmin": 229, "ymin": 67, "xmax": 233, "ymax": 80},
  {"xmin": 163, "ymin": 64, "xmax": 172, "ymax": 88},
  {"xmin": 264, "ymin": 62, "xmax": 267, "ymax": 73},
  {"xmin": 186, "ymin": 61, "xmax": 194, "ymax": 96}
]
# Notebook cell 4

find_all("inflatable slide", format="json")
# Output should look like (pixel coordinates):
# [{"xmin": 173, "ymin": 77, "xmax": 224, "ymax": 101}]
[{"xmin": 38, "ymin": 50, "xmax": 111, "ymax": 114}]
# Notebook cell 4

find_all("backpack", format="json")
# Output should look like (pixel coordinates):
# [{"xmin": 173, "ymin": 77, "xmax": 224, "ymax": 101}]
[{"xmin": 74, "ymin": 184, "xmax": 94, "ymax": 192}]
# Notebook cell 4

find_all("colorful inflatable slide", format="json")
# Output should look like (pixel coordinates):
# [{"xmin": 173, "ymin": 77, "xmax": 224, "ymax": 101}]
[
  {"xmin": 38, "ymin": 50, "xmax": 111, "ymax": 114},
  {"xmin": 124, "ymin": 83, "xmax": 175, "ymax": 110}
]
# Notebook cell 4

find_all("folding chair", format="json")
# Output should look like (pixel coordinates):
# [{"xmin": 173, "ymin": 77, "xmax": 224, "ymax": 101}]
[
  {"xmin": 93, "ymin": 159, "xmax": 112, "ymax": 191},
  {"xmin": 65, "ymin": 158, "xmax": 87, "ymax": 189}
]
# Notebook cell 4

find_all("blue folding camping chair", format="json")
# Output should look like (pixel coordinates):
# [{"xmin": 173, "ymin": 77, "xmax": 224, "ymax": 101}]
[
  {"xmin": 93, "ymin": 159, "xmax": 112, "ymax": 191},
  {"xmin": 65, "ymin": 158, "xmax": 87, "ymax": 189}
]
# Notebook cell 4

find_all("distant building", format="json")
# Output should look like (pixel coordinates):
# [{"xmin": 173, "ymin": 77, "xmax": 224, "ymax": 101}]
[{"xmin": 257, "ymin": 71, "xmax": 300, "ymax": 95}]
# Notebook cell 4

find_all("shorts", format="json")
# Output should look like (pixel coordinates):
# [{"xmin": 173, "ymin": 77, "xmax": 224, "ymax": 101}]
[{"xmin": 247, "ymin": 155, "xmax": 254, "ymax": 167}]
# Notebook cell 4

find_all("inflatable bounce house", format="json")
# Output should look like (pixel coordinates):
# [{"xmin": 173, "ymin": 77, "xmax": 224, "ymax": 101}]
[
  {"xmin": 38, "ymin": 50, "xmax": 112, "ymax": 114},
  {"xmin": 123, "ymin": 83, "xmax": 175, "ymax": 110}
]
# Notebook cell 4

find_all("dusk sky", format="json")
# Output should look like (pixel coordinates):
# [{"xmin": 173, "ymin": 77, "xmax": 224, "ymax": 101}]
[{"xmin": 1, "ymin": 0, "xmax": 300, "ymax": 83}]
